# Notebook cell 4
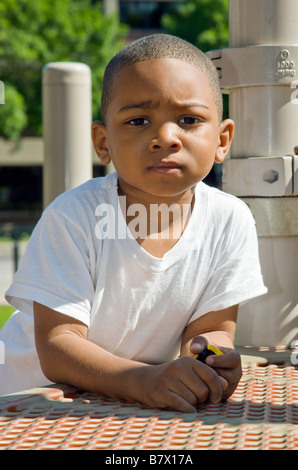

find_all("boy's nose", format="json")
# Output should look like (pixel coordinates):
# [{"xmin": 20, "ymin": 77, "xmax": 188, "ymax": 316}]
[{"xmin": 149, "ymin": 123, "xmax": 182, "ymax": 152}]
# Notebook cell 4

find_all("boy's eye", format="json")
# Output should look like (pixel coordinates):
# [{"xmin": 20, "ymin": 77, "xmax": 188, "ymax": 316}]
[
  {"xmin": 179, "ymin": 116, "xmax": 202, "ymax": 125},
  {"xmin": 127, "ymin": 118, "xmax": 150, "ymax": 126}
]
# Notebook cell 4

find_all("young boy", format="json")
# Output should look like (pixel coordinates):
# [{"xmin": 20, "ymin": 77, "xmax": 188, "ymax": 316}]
[{"xmin": 1, "ymin": 34, "xmax": 267, "ymax": 412}]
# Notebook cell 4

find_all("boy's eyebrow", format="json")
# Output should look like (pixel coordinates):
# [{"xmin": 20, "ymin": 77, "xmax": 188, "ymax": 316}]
[
  {"xmin": 179, "ymin": 102, "xmax": 210, "ymax": 110},
  {"xmin": 117, "ymin": 101, "xmax": 159, "ymax": 113},
  {"xmin": 117, "ymin": 101, "xmax": 210, "ymax": 113}
]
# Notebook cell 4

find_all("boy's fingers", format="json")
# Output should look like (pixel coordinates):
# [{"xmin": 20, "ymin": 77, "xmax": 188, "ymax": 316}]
[
  {"xmin": 192, "ymin": 360, "xmax": 224, "ymax": 403},
  {"xmin": 172, "ymin": 360, "xmax": 214, "ymax": 405},
  {"xmin": 167, "ymin": 379, "xmax": 206, "ymax": 412},
  {"xmin": 219, "ymin": 375, "xmax": 229, "ymax": 391},
  {"xmin": 206, "ymin": 349, "xmax": 241, "ymax": 368},
  {"xmin": 189, "ymin": 336, "xmax": 208, "ymax": 355},
  {"xmin": 168, "ymin": 358, "xmax": 223, "ymax": 406},
  {"xmin": 166, "ymin": 391, "xmax": 197, "ymax": 413}
]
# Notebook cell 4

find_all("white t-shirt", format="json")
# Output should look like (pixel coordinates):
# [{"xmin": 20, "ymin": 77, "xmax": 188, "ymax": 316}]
[{"xmin": 1, "ymin": 172, "xmax": 267, "ymax": 394}]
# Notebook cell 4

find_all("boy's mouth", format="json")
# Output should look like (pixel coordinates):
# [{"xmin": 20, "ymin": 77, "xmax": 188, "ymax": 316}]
[{"xmin": 148, "ymin": 161, "xmax": 182, "ymax": 174}]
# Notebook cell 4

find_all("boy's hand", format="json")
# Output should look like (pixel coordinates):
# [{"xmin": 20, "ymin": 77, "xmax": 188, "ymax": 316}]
[
  {"xmin": 132, "ymin": 356, "xmax": 228, "ymax": 413},
  {"xmin": 190, "ymin": 336, "xmax": 242, "ymax": 400},
  {"xmin": 205, "ymin": 348, "xmax": 242, "ymax": 400}
]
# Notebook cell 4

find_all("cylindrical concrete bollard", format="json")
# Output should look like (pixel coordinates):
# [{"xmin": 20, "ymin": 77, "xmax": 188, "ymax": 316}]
[{"xmin": 42, "ymin": 62, "xmax": 92, "ymax": 208}]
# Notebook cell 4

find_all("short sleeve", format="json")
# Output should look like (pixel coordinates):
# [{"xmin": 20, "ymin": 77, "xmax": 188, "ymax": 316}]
[
  {"xmin": 188, "ymin": 201, "xmax": 267, "ymax": 323},
  {"xmin": 5, "ymin": 204, "xmax": 95, "ymax": 327}
]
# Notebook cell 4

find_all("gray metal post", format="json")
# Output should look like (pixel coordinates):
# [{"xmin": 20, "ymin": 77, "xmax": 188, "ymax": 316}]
[
  {"xmin": 42, "ymin": 62, "xmax": 92, "ymax": 208},
  {"xmin": 208, "ymin": 0, "xmax": 298, "ymax": 347}
]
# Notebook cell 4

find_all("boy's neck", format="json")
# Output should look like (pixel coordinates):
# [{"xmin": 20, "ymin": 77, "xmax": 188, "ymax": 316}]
[
  {"xmin": 117, "ymin": 179, "xmax": 196, "ymax": 257},
  {"xmin": 117, "ymin": 178, "xmax": 195, "ymax": 208}
]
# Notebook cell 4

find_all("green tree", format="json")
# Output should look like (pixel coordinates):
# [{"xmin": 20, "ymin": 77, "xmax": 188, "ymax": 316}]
[
  {"xmin": 162, "ymin": 0, "xmax": 229, "ymax": 52},
  {"xmin": 0, "ymin": 0, "xmax": 128, "ymax": 140}
]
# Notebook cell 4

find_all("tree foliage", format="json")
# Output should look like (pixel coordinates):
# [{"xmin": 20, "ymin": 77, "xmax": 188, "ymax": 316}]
[
  {"xmin": 162, "ymin": 0, "xmax": 229, "ymax": 52},
  {"xmin": 0, "ymin": 0, "xmax": 128, "ymax": 140}
]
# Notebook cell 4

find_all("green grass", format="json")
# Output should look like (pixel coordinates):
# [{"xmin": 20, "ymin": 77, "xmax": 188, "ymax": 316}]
[{"xmin": 0, "ymin": 304, "xmax": 15, "ymax": 329}]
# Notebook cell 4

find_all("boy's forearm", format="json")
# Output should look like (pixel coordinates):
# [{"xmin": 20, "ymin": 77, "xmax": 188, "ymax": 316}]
[
  {"xmin": 34, "ymin": 302, "xmax": 149, "ymax": 402},
  {"xmin": 39, "ymin": 334, "xmax": 229, "ymax": 412},
  {"xmin": 180, "ymin": 306, "xmax": 238, "ymax": 357},
  {"xmin": 38, "ymin": 332, "xmax": 148, "ymax": 402}
]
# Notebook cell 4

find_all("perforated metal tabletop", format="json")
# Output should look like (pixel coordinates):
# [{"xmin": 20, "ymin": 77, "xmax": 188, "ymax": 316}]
[{"xmin": 0, "ymin": 347, "xmax": 297, "ymax": 450}]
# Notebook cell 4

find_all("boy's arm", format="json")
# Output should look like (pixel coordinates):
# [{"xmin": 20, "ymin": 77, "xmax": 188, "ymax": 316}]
[
  {"xmin": 180, "ymin": 305, "xmax": 242, "ymax": 400},
  {"xmin": 34, "ymin": 302, "xmax": 226, "ymax": 413},
  {"xmin": 33, "ymin": 302, "xmax": 149, "ymax": 402}
]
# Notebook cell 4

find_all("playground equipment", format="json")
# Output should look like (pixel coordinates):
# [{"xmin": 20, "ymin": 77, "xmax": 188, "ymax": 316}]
[{"xmin": 208, "ymin": 0, "xmax": 298, "ymax": 346}]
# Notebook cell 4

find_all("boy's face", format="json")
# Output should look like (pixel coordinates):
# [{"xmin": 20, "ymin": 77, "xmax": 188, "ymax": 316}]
[{"xmin": 92, "ymin": 58, "xmax": 234, "ymax": 201}]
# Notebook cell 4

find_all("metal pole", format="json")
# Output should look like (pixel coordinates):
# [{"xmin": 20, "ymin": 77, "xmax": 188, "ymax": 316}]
[
  {"xmin": 42, "ymin": 62, "xmax": 92, "ymax": 208},
  {"xmin": 208, "ymin": 0, "xmax": 298, "ymax": 347},
  {"xmin": 228, "ymin": 0, "xmax": 298, "ymax": 167}
]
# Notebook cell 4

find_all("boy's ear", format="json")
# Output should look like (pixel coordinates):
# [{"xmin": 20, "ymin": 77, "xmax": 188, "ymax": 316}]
[
  {"xmin": 91, "ymin": 120, "xmax": 111, "ymax": 165},
  {"xmin": 215, "ymin": 119, "xmax": 235, "ymax": 164}
]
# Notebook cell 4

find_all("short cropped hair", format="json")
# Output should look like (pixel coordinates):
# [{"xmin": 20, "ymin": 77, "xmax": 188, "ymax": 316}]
[{"xmin": 101, "ymin": 34, "xmax": 223, "ymax": 123}]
